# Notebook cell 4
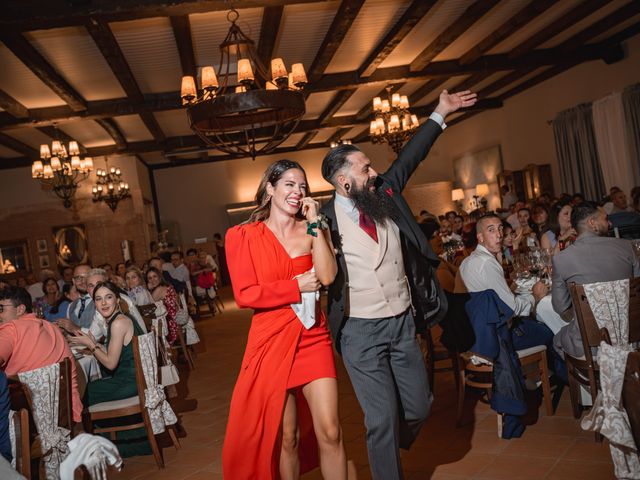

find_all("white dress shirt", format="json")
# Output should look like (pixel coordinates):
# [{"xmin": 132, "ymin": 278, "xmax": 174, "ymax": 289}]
[{"xmin": 459, "ymin": 244, "xmax": 534, "ymax": 316}]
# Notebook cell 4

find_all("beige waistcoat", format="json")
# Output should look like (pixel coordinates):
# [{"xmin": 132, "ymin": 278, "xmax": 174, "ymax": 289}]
[{"xmin": 335, "ymin": 206, "xmax": 411, "ymax": 319}]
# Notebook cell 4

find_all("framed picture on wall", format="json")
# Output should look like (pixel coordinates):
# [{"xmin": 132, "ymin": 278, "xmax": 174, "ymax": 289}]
[
  {"xmin": 36, "ymin": 238, "xmax": 48, "ymax": 253},
  {"xmin": 39, "ymin": 255, "xmax": 50, "ymax": 269}
]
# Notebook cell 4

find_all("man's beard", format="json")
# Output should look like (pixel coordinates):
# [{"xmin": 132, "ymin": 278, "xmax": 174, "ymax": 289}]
[{"xmin": 349, "ymin": 178, "xmax": 398, "ymax": 223}]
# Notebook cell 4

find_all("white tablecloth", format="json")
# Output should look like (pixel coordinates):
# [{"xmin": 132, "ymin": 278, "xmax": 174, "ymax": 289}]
[
  {"xmin": 535, "ymin": 295, "xmax": 566, "ymax": 335},
  {"xmin": 76, "ymin": 354, "xmax": 101, "ymax": 382}
]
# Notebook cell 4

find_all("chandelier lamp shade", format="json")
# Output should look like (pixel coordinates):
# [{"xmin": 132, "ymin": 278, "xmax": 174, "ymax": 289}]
[
  {"xmin": 329, "ymin": 139, "xmax": 352, "ymax": 149},
  {"xmin": 32, "ymin": 137, "xmax": 93, "ymax": 208},
  {"xmin": 180, "ymin": 8, "xmax": 307, "ymax": 160},
  {"xmin": 369, "ymin": 86, "xmax": 419, "ymax": 154},
  {"xmin": 92, "ymin": 160, "xmax": 131, "ymax": 212}
]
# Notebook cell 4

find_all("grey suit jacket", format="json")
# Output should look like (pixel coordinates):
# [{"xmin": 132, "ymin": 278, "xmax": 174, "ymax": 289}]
[{"xmin": 551, "ymin": 232, "xmax": 640, "ymax": 357}]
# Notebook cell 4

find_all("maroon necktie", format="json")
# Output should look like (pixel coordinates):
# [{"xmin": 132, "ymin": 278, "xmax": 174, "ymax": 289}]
[{"xmin": 358, "ymin": 211, "xmax": 378, "ymax": 243}]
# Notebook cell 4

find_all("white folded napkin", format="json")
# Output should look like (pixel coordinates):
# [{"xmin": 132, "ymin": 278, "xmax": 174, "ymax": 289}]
[
  {"xmin": 515, "ymin": 276, "xmax": 537, "ymax": 294},
  {"xmin": 291, "ymin": 268, "xmax": 319, "ymax": 329}
]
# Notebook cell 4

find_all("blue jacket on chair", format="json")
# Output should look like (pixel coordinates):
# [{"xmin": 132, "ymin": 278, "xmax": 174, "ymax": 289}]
[{"xmin": 466, "ymin": 290, "xmax": 527, "ymax": 438}]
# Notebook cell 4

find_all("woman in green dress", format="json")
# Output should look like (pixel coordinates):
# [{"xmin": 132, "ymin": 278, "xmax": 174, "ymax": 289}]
[{"xmin": 70, "ymin": 280, "xmax": 150, "ymax": 457}]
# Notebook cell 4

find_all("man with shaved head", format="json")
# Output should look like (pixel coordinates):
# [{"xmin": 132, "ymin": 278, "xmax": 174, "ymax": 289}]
[{"xmin": 459, "ymin": 213, "xmax": 554, "ymax": 352}]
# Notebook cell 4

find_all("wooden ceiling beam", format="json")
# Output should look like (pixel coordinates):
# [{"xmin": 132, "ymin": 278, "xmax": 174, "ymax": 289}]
[
  {"xmin": 0, "ymin": 41, "xmax": 624, "ymax": 131},
  {"xmin": 317, "ymin": 89, "xmax": 357, "ymax": 124},
  {"xmin": 358, "ymin": 0, "xmax": 438, "ymax": 77},
  {"xmin": 408, "ymin": 78, "xmax": 448, "ymax": 107},
  {"xmin": 509, "ymin": 0, "xmax": 610, "ymax": 59},
  {"xmin": 326, "ymin": 127, "xmax": 353, "ymax": 145},
  {"xmin": 170, "ymin": 15, "xmax": 197, "ymax": 78},
  {"xmin": 296, "ymin": 131, "xmax": 318, "ymax": 149},
  {"xmin": 459, "ymin": 0, "xmax": 560, "ymax": 65},
  {"xmin": 306, "ymin": 0, "xmax": 366, "ymax": 82},
  {"xmin": 411, "ymin": 0, "xmax": 501, "ymax": 72},
  {"xmin": 0, "ymin": 89, "xmax": 29, "ymax": 118},
  {"xmin": 257, "ymin": 6, "xmax": 284, "ymax": 67},
  {"xmin": 96, "ymin": 118, "xmax": 128, "ymax": 150},
  {"xmin": 0, "ymin": 132, "xmax": 37, "ymax": 158},
  {"xmin": 560, "ymin": 2, "xmax": 640, "ymax": 53},
  {"xmin": 1, "ymin": 0, "xmax": 321, "ymax": 32},
  {"xmin": 85, "ymin": 19, "xmax": 166, "ymax": 142},
  {"xmin": 0, "ymin": 33, "xmax": 86, "ymax": 112}
]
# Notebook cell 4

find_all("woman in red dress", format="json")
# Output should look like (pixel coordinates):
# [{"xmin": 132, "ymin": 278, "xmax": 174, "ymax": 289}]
[{"xmin": 223, "ymin": 160, "xmax": 347, "ymax": 479}]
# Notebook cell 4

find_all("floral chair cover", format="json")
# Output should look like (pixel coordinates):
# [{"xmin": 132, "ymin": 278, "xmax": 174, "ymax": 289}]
[
  {"xmin": 17, "ymin": 362, "xmax": 70, "ymax": 480},
  {"xmin": 176, "ymin": 293, "xmax": 200, "ymax": 346},
  {"xmin": 581, "ymin": 279, "xmax": 640, "ymax": 478},
  {"xmin": 136, "ymin": 332, "xmax": 178, "ymax": 435}
]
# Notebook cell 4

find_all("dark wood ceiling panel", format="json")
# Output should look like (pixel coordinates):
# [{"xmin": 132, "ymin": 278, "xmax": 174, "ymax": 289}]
[
  {"xmin": 358, "ymin": 0, "xmax": 438, "ymax": 77},
  {"xmin": 170, "ymin": 15, "xmax": 197, "ymax": 78},
  {"xmin": 0, "ymin": 131, "xmax": 38, "ymax": 157},
  {"xmin": 0, "ymin": 89, "xmax": 29, "ymax": 118},
  {"xmin": 85, "ymin": 19, "xmax": 166, "ymax": 142},
  {"xmin": 0, "ymin": 33, "xmax": 86, "ymax": 112},
  {"xmin": 96, "ymin": 118, "xmax": 128, "ymax": 150},
  {"xmin": 257, "ymin": 6, "xmax": 284, "ymax": 67},
  {"xmin": 459, "ymin": 0, "xmax": 560, "ymax": 65},
  {"xmin": 508, "ymin": 0, "xmax": 610, "ymax": 59},
  {"xmin": 306, "ymin": 0, "xmax": 366, "ymax": 82},
  {"xmin": 410, "ymin": 0, "xmax": 501, "ymax": 71}
]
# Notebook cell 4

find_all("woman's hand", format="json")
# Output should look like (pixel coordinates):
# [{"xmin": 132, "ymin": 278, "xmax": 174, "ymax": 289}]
[
  {"xmin": 296, "ymin": 270, "xmax": 321, "ymax": 293},
  {"xmin": 300, "ymin": 197, "xmax": 319, "ymax": 222},
  {"xmin": 559, "ymin": 228, "xmax": 577, "ymax": 241},
  {"xmin": 69, "ymin": 329, "xmax": 95, "ymax": 350}
]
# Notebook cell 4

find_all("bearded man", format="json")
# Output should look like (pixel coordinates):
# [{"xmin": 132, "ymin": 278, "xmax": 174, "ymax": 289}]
[{"xmin": 320, "ymin": 89, "xmax": 477, "ymax": 480}]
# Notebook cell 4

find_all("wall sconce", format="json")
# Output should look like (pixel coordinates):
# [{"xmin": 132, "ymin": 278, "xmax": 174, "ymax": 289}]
[
  {"xmin": 473, "ymin": 183, "xmax": 490, "ymax": 209},
  {"xmin": 451, "ymin": 188, "xmax": 464, "ymax": 211}
]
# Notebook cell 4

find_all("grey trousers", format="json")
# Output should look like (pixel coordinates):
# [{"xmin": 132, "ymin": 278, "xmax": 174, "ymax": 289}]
[{"xmin": 340, "ymin": 309, "xmax": 432, "ymax": 480}]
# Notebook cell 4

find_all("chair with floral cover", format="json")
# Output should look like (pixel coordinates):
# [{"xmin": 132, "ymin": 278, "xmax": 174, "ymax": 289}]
[
  {"xmin": 86, "ymin": 332, "xmax": 179, "ymax": 468},
  {"xmin": 10, "ymin": 358, "xmax": 73, "ymax": 479}
]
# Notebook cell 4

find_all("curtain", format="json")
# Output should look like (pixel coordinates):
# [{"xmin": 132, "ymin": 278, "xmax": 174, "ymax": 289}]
[
  {"xmin": 622, "ymin": 83, "xmax": 640, "ymax": 187},
  {"xmin": 592, "ymin": 91, "xmax": 640, "ymax": 196},
  {"xmin": 552, "ymin": 104, "xmax": 605, "ymax": 201}
]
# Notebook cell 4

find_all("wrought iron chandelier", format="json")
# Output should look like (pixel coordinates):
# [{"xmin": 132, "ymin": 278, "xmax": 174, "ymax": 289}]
[
  {"xmin": 180, "ymin": 8, "xmax": 307, "ymax": 160},
  {"xmin": 369, "ymin": 86, "xmax": 419, "ymax": 154},
  {"xmin": 91, "ymin": 160, "xmax": 130, "ymax": 212},
  {"xmin": 32, "ymin": 136, "xmax": 93, "ymax": 208}
]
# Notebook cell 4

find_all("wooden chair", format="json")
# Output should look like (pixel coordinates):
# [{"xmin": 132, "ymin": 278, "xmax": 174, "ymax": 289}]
[
  {"xmin": 456, "ymin": 345, "xmax": 554, "ymax": 433},
  {"xmin": 9, "ymin": 357, "xmax": 74, "ymax": 479},
  {"xmin": 566, "ymin": 278, "xmax": 640, "ymax": 419},
  {"xmin": 85, "ymin": 334, "xmax": 180, "ymax": 468},
  {"xmin": 419, "ymin": 328, "xmax": 460, "ymax": 397}
]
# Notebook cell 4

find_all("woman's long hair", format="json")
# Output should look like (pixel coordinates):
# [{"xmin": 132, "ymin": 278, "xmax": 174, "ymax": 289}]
[
  {"xmin": 49, "ymin": 282, "xmax": 71, "ymax": 315},
  {"xmin": 247, "ymin": 159, "xmax": 310, "ymax": 223},
  {"xmin": 145, "ymin": 267, "xmax": 168, "ymax": 292}
]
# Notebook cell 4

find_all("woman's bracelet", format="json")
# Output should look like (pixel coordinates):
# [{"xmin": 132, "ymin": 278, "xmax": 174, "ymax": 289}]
[{"xmin": 306, "ymin": 213, "xmax": 329, "ymax": 237}]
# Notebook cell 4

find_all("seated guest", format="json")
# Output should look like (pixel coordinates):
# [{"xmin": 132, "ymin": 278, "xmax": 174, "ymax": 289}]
[
  {"xmin": 506, "ymin": 201, "xmax": 525, "ymax": 230},
  {"xmin": 69, "ymin": 281, "xmax": 150, "ymax": 457},
  {"xmin": 146, "ymin": 268, "xmax": 179, "ymax": 344},
  {"xmin": 459, "ymin": 214, "xmax": 554, "ymax": 352},
  {"xmin": 452, "ymin": 214, "xmax": 464, "ymax": 237},
  {"xmin": 125, "ymin": 267, "xmax": 154, "ymax": 306},
  {"xmin": 608, "ymin": 189, "xmax": 640, "ymax": 230},
  {"xmin": 632, "ymin": 186, "xmax": 640, "ymax": 213},
  {"xmin": 502, "ymin": 222, "xmax": 517, "ymax": 263},
  {"xmin": 59, "ymin": 264, "xmax": 94, "ymax": 331},
  {"xmin": 514, "ymin": 207, "xmax": 539, "ymax": 250},
  {"xmin": 44, "ymin": 283, "xmax": 78, "ymax": 322},
  {"xmin": 546, "ymin": 201, "xmax": 576, "ymax": 253},
  {"xmin": 0, "ymin": 286, "xmax": 82, "ymax": 423},
  {"xmin": 163, "ymin": 251, "xmax": 194, "ymax": 303},
  {"xmin": 552, "ymin": 204, "xmax": 640, "ymax": 358},
  {"xmin": 33, "ymin": 277, "xmax": 61, "ymax": 319},
  {"xmin": 532, "ymin": 203, "xmax": 556, "ymax": 249},
  {"xmin": 57, "ymin": 266, "xmax": 74, "ymax": 291},
  {"xmin": 115, "ymin": 263, "xmax": 126, "ymax": 281}
]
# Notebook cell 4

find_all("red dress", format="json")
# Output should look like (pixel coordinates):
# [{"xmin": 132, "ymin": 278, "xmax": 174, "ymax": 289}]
[{"xmin": 222, "ymin": 222, "xmax": 337, "ymax": 480}]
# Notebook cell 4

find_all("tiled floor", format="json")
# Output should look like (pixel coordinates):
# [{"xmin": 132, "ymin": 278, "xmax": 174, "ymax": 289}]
[{"xmin": 110, "ymin": 288, "xmax": 615, "ymax": 479}]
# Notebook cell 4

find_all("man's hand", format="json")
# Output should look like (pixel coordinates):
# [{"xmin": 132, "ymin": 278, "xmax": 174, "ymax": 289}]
[
  {"xmin": 434, "ymin": 90, "xmax": 478, "ymax": 119},
  {"xmin": 532, "ymin": 281, "xmax": 549, "ymax": 302}
]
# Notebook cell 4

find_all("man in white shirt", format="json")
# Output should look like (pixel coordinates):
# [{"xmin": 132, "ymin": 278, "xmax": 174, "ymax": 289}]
[
  {"xmin": 163, "ymin": 251, "xmax": 194, "ymax": 298},
  {"xmin": 459, "ymin": 214, "xmax": 557, "ymax": 358}
]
